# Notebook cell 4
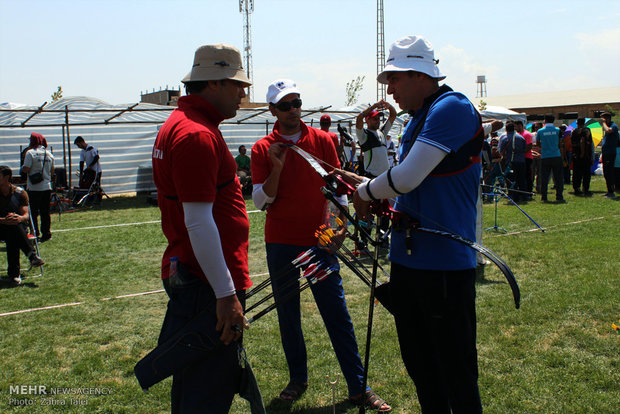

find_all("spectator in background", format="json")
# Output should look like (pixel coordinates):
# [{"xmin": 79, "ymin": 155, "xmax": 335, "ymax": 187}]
[
  {"xmin": 319, "ymin": 114, "xmax": 344, "ymax": 164},
  {"xmin": 338, "ymin": 124, "xmax": 357, "ymax": 172},
  {"xmin": 570, "ymin": 118, "xmax": 593, "ymax": 196},
  {"xmin": 386, "ymin": 134, "xmax": 397, "ymax": 167},
  {"xmin": 74, "ymin": 136, "xmax": 102, "ymax": 189},
  {"xmin": 537, "ymin": 115, "xmax": 565, "ymax": 202},
  {"xmin": 561, "ymin": 124, "xmax": 572, "ymax": 185},
  {"xmin": 532, "ymin": 122, "xmax": 543, "ymax": 193},
  {"xmin": 600, "ymin": 112, "xmax": 618, "ymax": 198},
  {"xmin": 498, "ymin": 122, "xmax": 527, "ymax": 201},
  {"xmin": 515, "ymin": 120, "xmax": 534, "ymax": 200},
  {"xmin": 356, "ymin": 100, "xmax": 396, "ymax": 178},
  {"xmin": 235, "ymin": 145, "xmax": 252, "ymax": 194},
  {"xmin": 0, "ymin": 166, "xmax": 45, "ymax": 286},
  {"xmin": 22, "ymin": 132, "xmax": 54, "ymax": 242}
]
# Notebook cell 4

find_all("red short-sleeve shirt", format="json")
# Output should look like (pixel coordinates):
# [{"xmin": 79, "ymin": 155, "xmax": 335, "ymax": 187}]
[
  {"xmin": 251, "ymin": 121, "xmax": 341, "ymax": 246},
  {"xmin": 152, "ymin": 95, "xmax": 251, "ymax": 290}
]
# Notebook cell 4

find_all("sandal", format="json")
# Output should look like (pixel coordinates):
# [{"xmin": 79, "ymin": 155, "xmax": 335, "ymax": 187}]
[
  {"xmin": 279, "ymin": 381, "xmax": 308, "ymax": 401},
  {"xmin": 349, "ymin": 390, "xmax": 392, "ymax": 412}
]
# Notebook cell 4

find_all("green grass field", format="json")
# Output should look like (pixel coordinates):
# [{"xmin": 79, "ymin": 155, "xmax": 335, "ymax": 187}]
[{"xmin": 0, "ymin": 176, "xmax": 618, "ymax": 413}]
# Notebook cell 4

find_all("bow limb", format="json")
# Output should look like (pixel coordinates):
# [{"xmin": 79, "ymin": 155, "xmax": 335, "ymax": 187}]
[
  {"xmin": 413, "ymin": 227, "xmax": 520, "ymax": 309},
  {"xmin": 288, "ymin": 144, "xmax": 520, "ymax": 309}
]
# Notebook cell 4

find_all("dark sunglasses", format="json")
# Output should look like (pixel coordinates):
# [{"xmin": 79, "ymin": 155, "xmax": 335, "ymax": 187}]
[{"xmin": 274, "ymin": 98, "xmax": 302, "ymax": 112}]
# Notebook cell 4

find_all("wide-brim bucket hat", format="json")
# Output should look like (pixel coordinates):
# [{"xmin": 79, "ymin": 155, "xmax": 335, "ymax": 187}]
[
  {"xmin": 377, "ymin": 35, "xmax": 445, "ymax": 84},
  {"xmin": 182, "ymin": 44, "xmax": 252, "ymax": 87}
]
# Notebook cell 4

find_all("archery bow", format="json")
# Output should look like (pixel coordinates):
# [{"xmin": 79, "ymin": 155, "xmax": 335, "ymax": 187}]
[{"xmin": 286, "ymin": 144, "xmax": 521, "ymax": 309}]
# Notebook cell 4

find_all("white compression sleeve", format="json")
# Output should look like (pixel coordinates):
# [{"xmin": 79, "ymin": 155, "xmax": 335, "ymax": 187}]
[
  {"xmin": 252, "ymin": 183, "xmax": 275, "ymax": 210},
  {"xmin": 357, "ymin": 141, "xmax": 447, "ymax": 201},
  {"xmin": 183, "ymin": 202, "xmax": 235, "ymax": 298}
]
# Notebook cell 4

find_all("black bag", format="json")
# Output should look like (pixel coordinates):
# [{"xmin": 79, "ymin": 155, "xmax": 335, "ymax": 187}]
[
  {"xmin": 79, "ymin": 168, "xmax": 96, "ymax": 189},
  {"xmin": 29, "ymin": 172, "xmax": 44, "ymax": 184},
  {"xmin": 29, "ymin": 152, "xmax": 47, "ymax": 184}
]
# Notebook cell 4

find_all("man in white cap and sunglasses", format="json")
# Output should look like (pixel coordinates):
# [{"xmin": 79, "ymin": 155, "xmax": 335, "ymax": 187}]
[
  {"xmin": 250, "ymin": 79, "xmax": 391, "ymax": 412},
  {"xmin": 150, "ymin": 44, "xmax": 256, "ymax": 413},
  {"xmin": 338, "ymin": 35, "xmax": 485, "ymax": 412}
]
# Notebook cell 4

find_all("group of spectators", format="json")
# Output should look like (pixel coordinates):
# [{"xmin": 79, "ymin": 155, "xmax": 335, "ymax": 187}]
[
  {"xmin": 1, "ymin": 134, "xmax": 101, "ymax": 286},
  {"xmin": 482, "ymin": 112, "xmax": 619, "ymax": 202}
]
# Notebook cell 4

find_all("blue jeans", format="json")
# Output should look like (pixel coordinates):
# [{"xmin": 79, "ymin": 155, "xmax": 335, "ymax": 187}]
[{"xmin": 265, "ymin": 243, "xmax": 365, "ymax": 396}]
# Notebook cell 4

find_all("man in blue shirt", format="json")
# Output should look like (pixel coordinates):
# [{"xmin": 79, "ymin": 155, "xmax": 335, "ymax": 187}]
[
  {"xmin": 498, "ymin": 122, "xmax": 527, "ymax": 201},
  {"xmin": 537, "ymin": 114, "xmax": 565, "ymax": 202},
  {"xmin": 340, "ymin": 35, "xmax": 484, "ymax": 413},
  {"xmin": 600, "ymin": 112, "xmax": 618, "ymax": 198}
]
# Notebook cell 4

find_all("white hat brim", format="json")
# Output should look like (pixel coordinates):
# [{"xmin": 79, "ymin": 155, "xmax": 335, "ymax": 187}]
[
  {"xmin": 377, "ymin": 60, "xmax": 445, "ymax": 84},
  {"xmin": 271, "ymin": 87, "xmax": 301, "ymax": 104}
]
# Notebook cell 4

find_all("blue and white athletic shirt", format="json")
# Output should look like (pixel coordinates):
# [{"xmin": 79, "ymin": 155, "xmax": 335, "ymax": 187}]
[{"xmin": 391, "ymin": 92, "xmax": 481, "ymax": 271}]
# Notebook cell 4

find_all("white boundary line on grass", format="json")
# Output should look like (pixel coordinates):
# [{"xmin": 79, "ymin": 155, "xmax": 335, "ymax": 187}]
[
  {"xmin": 489, "ymin": 216, "xmax": 607, "ymax": 237},
  {"xmin": 0, "ymin": 302, "xmax": 84, "ymax": 317},
  {"xmin": 53, "ymin": 210, "xmax": 262, "ymax": 233},
  {"xmin": 0, "ymin": 273, "xmax": 271, "ymax": 318},
  {"xmin": 4, "ymin": 213, "xmax": 616, "ymax": 318}
]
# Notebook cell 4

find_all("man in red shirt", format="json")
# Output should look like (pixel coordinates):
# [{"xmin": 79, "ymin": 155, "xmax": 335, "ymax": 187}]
[
  {"xmin": 251, "ymin": 79, "xmax": 391, "ymax": 412},
  {"xmin": 150, "ymin": 44, "xmax": 252, "ymax": 413},
  {"xmin": 319, "ymin": 114, "xmax": 344, "ymax": 164}
]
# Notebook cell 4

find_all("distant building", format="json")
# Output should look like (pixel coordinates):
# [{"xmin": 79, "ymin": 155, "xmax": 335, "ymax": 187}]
[
  {"xmin": 240, "ymin": 96, "xmax": 265, "ymax": 109},
  {"xmin": 472, "ymin": 87, "xmax": 620, "ymax": 121},
  {"xmin": 140, "ymin": 88, "xmax": 181, "ymax": 106},
  {"xmin": 140, "ymin": 87, "xmax": 264, "ymax": 109}
]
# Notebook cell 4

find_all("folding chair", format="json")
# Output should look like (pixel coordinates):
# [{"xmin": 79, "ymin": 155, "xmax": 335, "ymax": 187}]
[{"xmin": 24, "ymin": 203, "xmax": 43, "ymax": 279}]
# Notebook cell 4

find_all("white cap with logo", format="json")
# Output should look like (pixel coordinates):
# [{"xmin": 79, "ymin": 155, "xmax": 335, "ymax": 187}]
[{"xmin": 266, "ymin": 79, "xmax": 301, "ymax": 104}]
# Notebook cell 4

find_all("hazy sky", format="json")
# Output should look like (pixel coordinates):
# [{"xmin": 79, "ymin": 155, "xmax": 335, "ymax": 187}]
[{"xmin": 1, "ymin": 0, "xmax": 619, "ymax": 109}]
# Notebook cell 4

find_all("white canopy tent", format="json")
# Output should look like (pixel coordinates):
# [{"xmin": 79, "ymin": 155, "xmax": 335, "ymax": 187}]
[
  {"xmin": 479, "ymin": 105, "xmax": 527, "ymax": 124},
  {"xmin": 0, "ymin": 97, "xmax": 407, "ymax": 195}
]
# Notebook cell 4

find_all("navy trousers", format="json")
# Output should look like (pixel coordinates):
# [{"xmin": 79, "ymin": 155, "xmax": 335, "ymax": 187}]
[
  {"xmin": 540, "ymin": 157, "xmax": 564, "ymax": 199},
  {"xmin": 265, "ymin": 243, "xmax": 365, "ymax": 396},
  {"xmin": 159, "ymin": 270, "xmax": 245, "ymax": 414},
  {"xmin": 390, "ymin": 263, "xmax": 482, "ymax": 414}
]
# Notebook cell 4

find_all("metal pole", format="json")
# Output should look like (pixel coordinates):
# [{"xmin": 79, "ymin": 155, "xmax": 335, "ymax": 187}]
[
  {"xmin": 65, "ymin": 106, "xmax": 72, "ymax": 189},
  {"xmin": 359, "ymin": 225, "xmax": 382, "ymax": 414},
  {"xmin": 61, "ymin": 125, "xmax": 67, "ymax": 184}
]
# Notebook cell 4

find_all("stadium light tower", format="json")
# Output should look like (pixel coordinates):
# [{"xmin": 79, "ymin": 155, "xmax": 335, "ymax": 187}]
[
  {"xmin": 376, "ymin": 0, "xmax": 386, "ymax": 101},
  {"xmin": 239, "ymin": 0, "xmax": 254, "ymax": 101}
]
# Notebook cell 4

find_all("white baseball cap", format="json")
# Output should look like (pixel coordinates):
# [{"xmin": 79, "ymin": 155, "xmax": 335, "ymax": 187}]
[
  {"xmin": 377, "ymin": 35, "xmax": 445, "ymax": 84},
  {"xmin": 266, "ymin": 79, "xmax": 301, "ymax": 104}
]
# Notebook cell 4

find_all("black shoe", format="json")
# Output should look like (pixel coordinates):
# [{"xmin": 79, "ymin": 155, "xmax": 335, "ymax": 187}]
[
  {"xmin": 29, "ymin": 254, "xmax": 45, "ymax": 268},
  {"xmin": 556, "ymin": 198, "xmax": 566, "ymax": 203},
  {"xmin": 573, "ymin": 189, "xmax": 583, "ymax": 195},
  {"xmin": 584, "ymin": 191, "xmax": 593, "ymax": 197},
  {"xmin": 541, "ymin": 196, "xmax": 548, "ymax": 202},
  {"xmin": 40, "ymin": 235, "xmax": 52, "ymax": 243}
]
